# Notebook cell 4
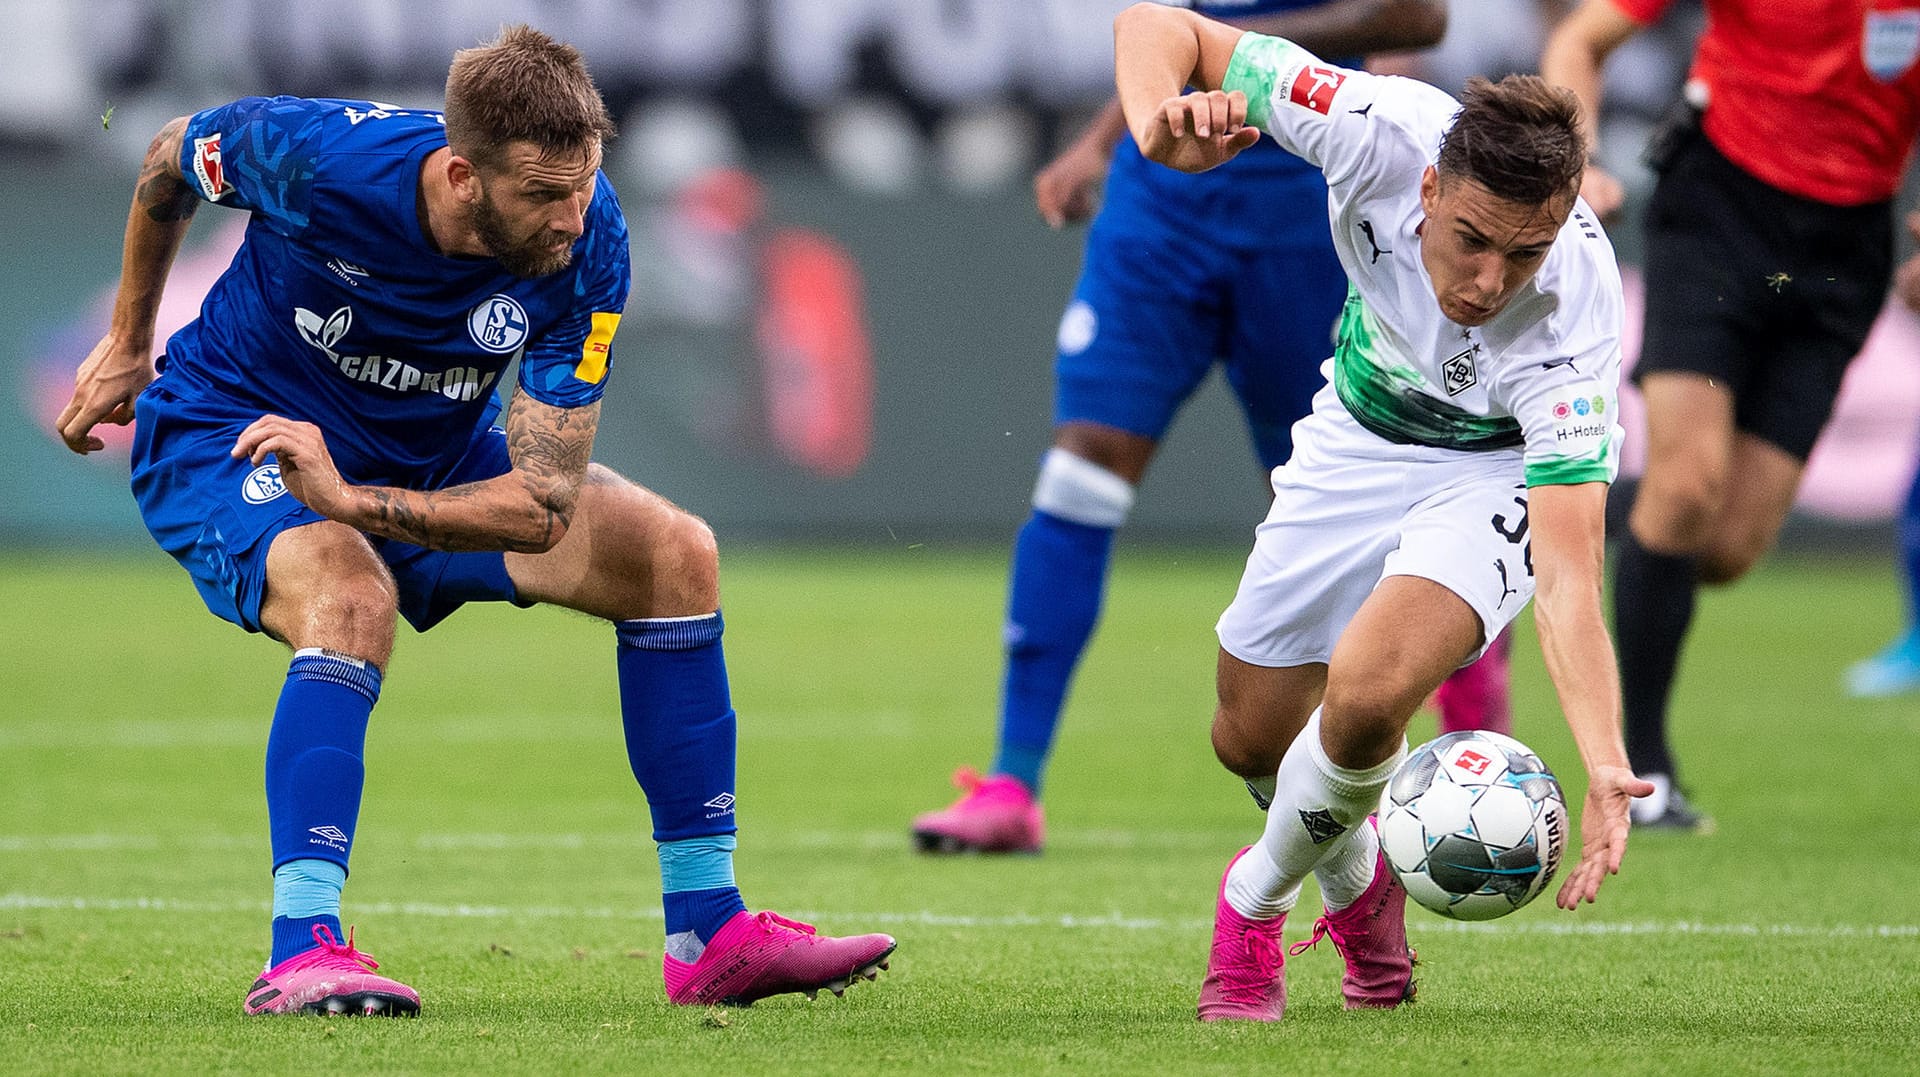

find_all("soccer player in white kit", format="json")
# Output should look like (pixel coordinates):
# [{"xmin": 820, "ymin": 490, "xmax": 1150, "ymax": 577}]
[{"xmin": 1110, "ymin": 3, "xmax": 1654, "ymax": 1021}]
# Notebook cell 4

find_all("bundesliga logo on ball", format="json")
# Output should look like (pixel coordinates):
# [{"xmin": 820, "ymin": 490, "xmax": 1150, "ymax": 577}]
[{"xmin": 1378, "ymin": 730, "xmax": 1569, "ymax": 920}]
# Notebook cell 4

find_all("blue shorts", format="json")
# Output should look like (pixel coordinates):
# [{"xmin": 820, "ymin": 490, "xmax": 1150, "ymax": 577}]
[
  {"xmin": 1053, "ymin": 154, "xmax": 1347, "ymax": 471},
  {"xmin": 130, "ymin": 383, "xmax": 530, "ymax": 634}
]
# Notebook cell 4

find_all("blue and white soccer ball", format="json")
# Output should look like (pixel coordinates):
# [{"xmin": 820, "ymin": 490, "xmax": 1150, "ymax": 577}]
[{"xmin": 1378, "ymin": 730, "xmax": 1569, "ymax": 921}]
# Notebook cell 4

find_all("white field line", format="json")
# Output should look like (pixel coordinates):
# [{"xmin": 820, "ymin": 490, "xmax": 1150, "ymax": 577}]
[
  {"xmin": 0, "ymin": 830, "xmax": 1253, "ymax": 852},
  {"xmin": 0, "ymin": 892, "xmax": 1914, "ymax": 940},
  {"xmin": 0, "ymin": 712, "xmax": 910, "ymax": 749}
]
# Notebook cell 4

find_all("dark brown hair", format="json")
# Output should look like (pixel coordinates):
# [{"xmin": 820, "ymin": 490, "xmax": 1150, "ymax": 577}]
[
  {"xmin": 443, "ymin": 25, "xmax": 616, "ymax": 171},
  {"xmin": 1436, "ymin": 75, "xmax": 1585, "ymax": 206}
]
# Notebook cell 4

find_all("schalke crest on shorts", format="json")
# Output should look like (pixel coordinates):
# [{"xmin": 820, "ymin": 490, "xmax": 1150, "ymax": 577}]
[{"xmin": 1865, "ymin": 9, "xmax": 1920, "ymax": 83}]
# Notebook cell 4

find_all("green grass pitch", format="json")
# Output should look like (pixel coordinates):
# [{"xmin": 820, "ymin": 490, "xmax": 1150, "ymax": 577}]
[{"xmin": 3, "ymin": 547, "xmax": 1917, "ymax": 1075}]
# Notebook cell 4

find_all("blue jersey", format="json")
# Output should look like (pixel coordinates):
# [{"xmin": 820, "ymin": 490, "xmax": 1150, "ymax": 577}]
[
  {"xmin": 164, "ymin": 96, "xmax": 631, "ymax": 487},
  {"xmin": 1052, "ymin": 0, "xmax": 1361, "ymax": 463}
]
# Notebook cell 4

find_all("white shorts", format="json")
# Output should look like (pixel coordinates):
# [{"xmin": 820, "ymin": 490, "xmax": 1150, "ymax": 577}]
[{"xmin": 1216, "ymin": 400, "xmax": 1535, "ymax": 668}]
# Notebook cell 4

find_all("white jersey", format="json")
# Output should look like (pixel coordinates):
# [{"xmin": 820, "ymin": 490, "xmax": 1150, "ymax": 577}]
[{"xmin": 1222, "ymin": 34, "xmax": 1624, "ymax": 487}]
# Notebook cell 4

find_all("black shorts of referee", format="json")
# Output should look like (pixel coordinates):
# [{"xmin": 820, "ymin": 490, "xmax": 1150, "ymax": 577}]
[{"xmin": 1637, "ymin": 118, "xmax": 1893, "ymax": 461}]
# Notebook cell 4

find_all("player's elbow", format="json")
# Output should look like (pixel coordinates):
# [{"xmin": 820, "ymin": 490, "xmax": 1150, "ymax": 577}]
[
  {"xmin": 1115, "ymin": 2, "xmax": 1187, "ymax": 41},
  {"xmin": 523, "ymin": 483, "xmax": 581, "ymax": 553}
]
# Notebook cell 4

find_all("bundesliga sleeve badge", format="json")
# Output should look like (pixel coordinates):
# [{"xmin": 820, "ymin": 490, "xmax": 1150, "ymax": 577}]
[{"xmin": 191, "ymin": 133, "xmax": 233, "ymax": 201}]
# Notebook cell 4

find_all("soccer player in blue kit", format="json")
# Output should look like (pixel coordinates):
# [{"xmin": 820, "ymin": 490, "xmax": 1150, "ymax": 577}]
[
  {"xmin": 913, "ymin": 0, "xmax": 1478, "ymax": 854},
  {"xmin": 56, "ymin": 26, "xmax": 895, "ymax": 1016}
]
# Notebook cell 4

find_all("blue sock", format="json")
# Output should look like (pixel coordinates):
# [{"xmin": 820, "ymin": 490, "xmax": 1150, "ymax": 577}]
[
  {"xmin": 264, "ymin": 650, "xmax": 379, "ymax": 962},
  {"xmin": 994, "ymin": 509, "xmax": 1115, "ymax": 794},
  {"xmin": 659, "ymin": 835, "xmax": 746, "ymax": 960},
  {"xmin": 1898, "ymin": 457, "xmax": 1920, "ymax": 641},
  {"xmin": 615, "ymin": 614, "xmax": 746, "ymax": 955},
  {"xmin": 270, "ymin": 859, "xmax": 347, "ymax": 965}
]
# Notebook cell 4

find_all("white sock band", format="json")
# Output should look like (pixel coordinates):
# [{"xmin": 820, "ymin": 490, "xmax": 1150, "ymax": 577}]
[
  {"xmin": 1305, "ymin": 715, "xmax": 1407, "ymax": 810},
  {"xmin": 1030, "ymin": 448, "xmax": 1135, "ymax": 528}
]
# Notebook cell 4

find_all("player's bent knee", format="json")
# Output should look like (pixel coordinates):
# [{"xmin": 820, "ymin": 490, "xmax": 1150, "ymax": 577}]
[
  {"xmin": 1032, "ymin": 448, "xmax": 1135, "ymax": 528},
  {"xmin": 672, "ymin": 510, "xmax": 719, "ymax": 573},
  {"xmin": 264, "ymin": 574, "xmax": 398, "ymax": 660},
  {"xmin": 1320, "ymin": 678, "xmax": 1417, "ymax": 754},
  {"xmin": 1633, "ymin": 471, "xmax": 1726, "ymax": 551},
  {"xmin": 1697, "ymin": 538, "xmax": 1768, "ymax": 586},
  {"xmin": 647, "ymin": 509, "xmax": 720, "ymax": 613},
  {"xmin": 1211, "ymin": 717, "xmax": 1281, "ymax": 781},
  {"xmin": 1210, "ymin": 702, "xmax": 1291, "ymax": 780}
]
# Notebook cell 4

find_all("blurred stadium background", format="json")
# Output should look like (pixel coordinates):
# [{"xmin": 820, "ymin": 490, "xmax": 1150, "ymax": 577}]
[
  {"xmin": 5, "ymin": 0, "xmax": 1918, "ymax": 551},
  {"xmin": 7, "ymin": 4, "xmax": 1920, "ymax": 1070}
]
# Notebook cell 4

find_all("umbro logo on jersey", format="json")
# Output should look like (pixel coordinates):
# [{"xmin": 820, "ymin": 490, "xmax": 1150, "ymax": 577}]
[
  {"xmin": 327, "ymin": 258, "xmax": 370, "ymax": 285},
  {"xmin": 704, "ymin": 792, "xmax": 737, "ymax": 819},
  {"xmin": 1442, "ymin": 348, "xmax": 1477, "ymax": 395}
]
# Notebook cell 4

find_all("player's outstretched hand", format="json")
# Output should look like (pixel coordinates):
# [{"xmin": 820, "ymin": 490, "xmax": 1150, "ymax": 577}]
[
  {"xmin": 1034, "ymin": 141, "xmax": 1109, "ymax": 228},
  {"xmin": 231, "ymin": 415, "xmax": 359, "ymax": 521},
  {"xmin": 1136, "ymin": 90, "xmax": 1259, "ymax": 174},
  {"xmin": 1556, "ymin": 764, "xmax": 1655, "ymax": 909},
  {"xmin": 57, "ymin": 334, "xmax": 156, "ymax": 454}
]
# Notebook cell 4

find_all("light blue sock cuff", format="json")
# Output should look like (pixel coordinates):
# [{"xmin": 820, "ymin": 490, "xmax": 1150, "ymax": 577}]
[
  {"xmin": 657, "ymin": 834, "xmax": 738, "ymax": 893},
  {"xmin": 272, "ymin": 858, "xmax": 347, "ymax": 920}
]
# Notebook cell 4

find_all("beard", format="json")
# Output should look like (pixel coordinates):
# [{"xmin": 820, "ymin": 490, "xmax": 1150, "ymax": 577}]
[{"xmin": 470, "ymin": 193, "xmax": 576, "ymax": 279}]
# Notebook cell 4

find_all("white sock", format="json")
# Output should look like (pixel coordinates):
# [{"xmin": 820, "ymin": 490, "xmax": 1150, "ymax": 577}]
[
  {"xmin": 1314, "ymin": 822, "xmax": 1381, "ymax": 914},
  {"xmin": 1224, "ymin": 842, "xmax": 1300, "ymax": 920},
  {"xmin": 1229, "ymin": 709, "xmax": 1404, "ymax": 919}
]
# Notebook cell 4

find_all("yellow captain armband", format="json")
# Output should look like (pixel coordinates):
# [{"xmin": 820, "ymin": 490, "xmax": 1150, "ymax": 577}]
[{"xmin": 573, "ymin": 311, "xmax": 621, "ymax": 384}]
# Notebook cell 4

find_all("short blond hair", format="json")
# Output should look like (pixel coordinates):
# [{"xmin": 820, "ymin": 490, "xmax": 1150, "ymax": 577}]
[{"xmin": 443, "ymin": 24, "xmax": 616, "ymax": 171}]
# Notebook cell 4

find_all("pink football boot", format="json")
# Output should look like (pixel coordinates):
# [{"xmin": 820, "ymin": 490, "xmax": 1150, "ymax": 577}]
[
  {"xmin": 662, "ymin": 910, "xmax": 896, "ymax": 1006},
  {"xmin": 910, "ymin": 767, "xmax": 1045, "ymax": 854},
  {"xmin": 243, "ymin": 925, "xmax": 420, "ymax": 1017},
  {"xmin": 1197, "ymin": 846, "xmax": 1287, "ymax": 1022},
  {"xmin": 1289, "ymin": 828, "xmax": 1416, "ymax": 1008}
]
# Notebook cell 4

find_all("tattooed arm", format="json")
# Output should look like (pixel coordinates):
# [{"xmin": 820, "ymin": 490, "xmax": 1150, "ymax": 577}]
[
  {"xmin": 58, "ymin": 116, "xmax": 199, "ymax": 453},
  {"xmin": 231, "ymin": 391, "xmax": 599, "ymax": 554}
]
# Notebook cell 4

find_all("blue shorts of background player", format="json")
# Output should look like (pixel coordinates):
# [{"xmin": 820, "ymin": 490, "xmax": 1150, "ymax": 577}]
[{"xmin": 1052, "ymin": 146, "xmax": 1343, "ymax": 474}]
